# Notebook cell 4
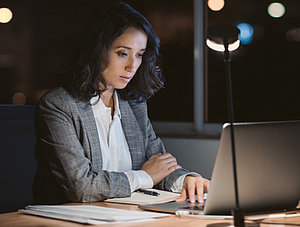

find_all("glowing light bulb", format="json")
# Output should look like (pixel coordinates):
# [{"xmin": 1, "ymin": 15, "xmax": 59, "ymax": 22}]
[
  {"xmin": 206, "ymin": 39, "xmax": 240, "ymax": 52},
  {"xmin": 0, "ymin": 7, "xmax": 13, "ymax": 23},
  {"xmin": 208, "ymin": 0, "xmax": 225, "ymax": 11},
  {"xmin": 268, "ymin": 2, "xmax": 285, "ymax": 18}
]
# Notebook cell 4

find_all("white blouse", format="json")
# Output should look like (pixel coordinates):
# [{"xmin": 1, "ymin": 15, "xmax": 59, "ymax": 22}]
[{"xmin": 90, "ymin": 92, "xmax": 185, "ymax": 193}]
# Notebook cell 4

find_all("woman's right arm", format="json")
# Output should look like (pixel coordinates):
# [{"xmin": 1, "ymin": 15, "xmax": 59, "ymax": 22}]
[{"xmin": 34, "ymin": 90, "xmax": 131, "ymax": 202}]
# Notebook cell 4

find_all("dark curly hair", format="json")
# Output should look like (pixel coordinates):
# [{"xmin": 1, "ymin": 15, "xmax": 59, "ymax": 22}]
[{"xmin": 64, "ymin": 1, "xmax": 164, "ymax": 101}]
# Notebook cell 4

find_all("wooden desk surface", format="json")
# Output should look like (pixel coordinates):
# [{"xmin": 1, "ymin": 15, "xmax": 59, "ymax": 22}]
[{"xmin": 1, "ymin": 202, "xmax": 299, "ymax": 227}]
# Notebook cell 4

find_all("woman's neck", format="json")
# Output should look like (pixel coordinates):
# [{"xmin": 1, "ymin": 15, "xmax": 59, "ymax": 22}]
[
  {"xmin": 101, "ymin": 89, "xmax": 114, "ymax": 107},
  {"xmin": 100, "ymin": 88, "xmax": 115, "ymax": 117}
]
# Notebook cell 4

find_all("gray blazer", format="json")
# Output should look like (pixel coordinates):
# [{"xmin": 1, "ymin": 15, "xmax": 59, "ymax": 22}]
[{"xmin": 33, "ymin": 87, "xmax": 188, "ymax": 204}]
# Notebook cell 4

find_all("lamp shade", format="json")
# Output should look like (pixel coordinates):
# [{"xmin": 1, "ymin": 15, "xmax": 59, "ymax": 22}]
[{"xmin": 207, "ymin": 24, "xmax": 240, "ymax": 52}]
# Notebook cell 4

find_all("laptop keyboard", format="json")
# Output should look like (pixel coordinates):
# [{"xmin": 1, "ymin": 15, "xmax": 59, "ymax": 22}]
[
  {"xmin": 180, "ymin": 203, "xmax": 205, "ymax": 211},
  {"xmin": 180, "ymin": 193, "xmax": 207, "ymax": 211}
]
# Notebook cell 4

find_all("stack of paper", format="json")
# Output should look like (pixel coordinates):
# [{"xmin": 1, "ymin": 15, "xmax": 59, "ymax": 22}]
[
  {"xmin": 105, "ymin": 189, "xmax": 180, "ymax": 205},
  {"xmin": 20, "ymin": 205, "xmax": 171, "ymax": 225}
]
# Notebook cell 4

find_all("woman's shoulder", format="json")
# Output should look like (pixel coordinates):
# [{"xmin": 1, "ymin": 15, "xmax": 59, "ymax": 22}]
[
  {"xmin": 37, "ymin": 87, "xmax": 78, "ymax": 109},
  {"xmin": 118, "ymin": 95, "xmax": 149, "ymax": 121},
  {"xmin": 118, "ymin": 93, "xmax": 146, "ymax": 109}
]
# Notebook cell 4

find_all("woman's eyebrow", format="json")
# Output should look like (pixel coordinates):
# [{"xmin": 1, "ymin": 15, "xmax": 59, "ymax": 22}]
[{"xmin": 116, "ymin": 45, "xmax": 146, "ymax": 51}]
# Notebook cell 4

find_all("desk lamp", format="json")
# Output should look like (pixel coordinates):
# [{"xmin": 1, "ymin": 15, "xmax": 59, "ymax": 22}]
[{"xmin": 206, "ymin": 24, "xmax": 247, "ymax": 227}]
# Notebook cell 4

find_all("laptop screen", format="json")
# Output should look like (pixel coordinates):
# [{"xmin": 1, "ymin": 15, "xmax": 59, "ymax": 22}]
[
  {"xmin": 204, "ymin": 121, "xmax": 300, "ymax": 214},
  {"xmin": 139, "ymin": 121, "xmax": 300, "ymax": 215}
]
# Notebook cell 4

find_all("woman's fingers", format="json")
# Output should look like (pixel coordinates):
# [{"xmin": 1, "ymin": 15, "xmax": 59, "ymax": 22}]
[
  {"xmin": 178, "ymin": 176, "xmax": 210, "ymax": 204},
  {"xmin": 149, "ymin": 153, "xmax": 161, "ymax": 159},
  {"xmin": 196, "ymin": 178, "xmax": 204, "ymax": 203},
  {"xmin": 187, "ymin": 178, "xmax": 196, "ymax": 203},
  {"xmin": 176, "ymin": 187, "xmax": 187, "ymax": 202},
  {"xmin": 155, "ymin": 153, "xmax": 181, "ymax": 172},
  {"xmin": 141, "ymin": 153, "xmax": 181, "ymax": 185}
]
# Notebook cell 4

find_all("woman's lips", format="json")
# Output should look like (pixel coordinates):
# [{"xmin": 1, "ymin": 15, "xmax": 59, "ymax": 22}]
[{"xmin": 120, "ymin": 76, "xmax": 132, "ymax": 83}]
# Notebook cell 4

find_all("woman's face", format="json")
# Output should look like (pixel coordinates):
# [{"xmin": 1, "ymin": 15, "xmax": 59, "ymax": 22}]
[{"xmin": 102, "ymin": 27, "xmax": 148, "ymax": 90}]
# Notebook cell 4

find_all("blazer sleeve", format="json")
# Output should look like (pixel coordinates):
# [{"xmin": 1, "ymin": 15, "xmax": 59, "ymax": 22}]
[
  {"xmin": 34, "ymin": 90, "xmax": 131, "ymax": 203},
  {"xmin": 145, "ymin": 116, "xmax": 189, "ymax": 191},
  {"xmin": 129, "ymin": 99, "xmax": 189, "ymax": 191}
]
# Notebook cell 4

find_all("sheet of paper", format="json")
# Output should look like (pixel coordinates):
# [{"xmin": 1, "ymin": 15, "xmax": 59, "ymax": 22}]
[
  {"xmin": 20, "ymin": 205, "xmax": 171, "ymax": 224},
  {"xmin": 105, "ymin": 189, "xmax": 180, "ymax": 205},
  {"xmin": 245, "ymin": 213, "xmax": 300, "ymax": 220}
]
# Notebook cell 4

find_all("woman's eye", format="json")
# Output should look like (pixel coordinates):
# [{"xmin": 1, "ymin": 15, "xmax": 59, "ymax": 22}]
[
  {"xmin": 117, "ymin": 51, "xmax": 127, "ymax": 57},
  {"xmin": 137, "ymin": 53, "xmax": 144, "ymax": 58}
]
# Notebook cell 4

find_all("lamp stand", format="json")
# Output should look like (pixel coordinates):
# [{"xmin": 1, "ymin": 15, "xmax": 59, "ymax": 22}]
[
  {"xmin": 206, "ymin": 25, "xmax": 259, "ymax": 227},
  {"xmin": 207, "ymin": 39, "xmax": 260, "ymax": 227},
  {"xmin": 223, "ymin": 41, "xmax": 245, "ymax": 227}
]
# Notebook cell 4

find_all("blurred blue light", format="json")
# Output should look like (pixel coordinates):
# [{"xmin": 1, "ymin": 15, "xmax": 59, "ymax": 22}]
[{"xmin": 237, "ymin": 23, "xmax": 254, "ymax": 45}]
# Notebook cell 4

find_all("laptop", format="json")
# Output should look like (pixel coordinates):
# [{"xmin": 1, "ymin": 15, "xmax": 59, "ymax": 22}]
[{"xmin": 139, "ymin": 121, "xmax": 300, "ymax": 215}]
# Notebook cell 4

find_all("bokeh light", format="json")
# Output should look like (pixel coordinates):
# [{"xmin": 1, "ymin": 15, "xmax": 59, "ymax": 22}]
[
  {"xmin": 0, "ymin": 7, "xmax": 13, "ymax": 23},
  {"xmin": 208, "ymin": 0, "xmax": 225, "ymax": 11},
  {"xmin": 267, "ymin": 2, "xmax": 285, "ymax": 18},
  {"xmin": 12, "ymin": 92, "xmax": 26, "ymax": 104},
  {"xmin": 286, "ymin": 28, "xmax": 300, "ymax": 42},
  {"xmin": 237, "ymin": 23, "xmax": 254, "ymax": 45}
]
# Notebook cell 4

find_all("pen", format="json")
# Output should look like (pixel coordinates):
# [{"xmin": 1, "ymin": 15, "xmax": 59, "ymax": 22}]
[{"xmin": 136, "ymin": 189, "xmax": 160, "ymax": 196}]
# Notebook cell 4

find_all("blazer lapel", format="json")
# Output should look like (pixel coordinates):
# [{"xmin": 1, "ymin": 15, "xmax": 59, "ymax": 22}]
[
  {"xmin": 75, "ymin": 100, "xmax": 102, "ymax": 169},
  {"xmin": 118, "ymin": 96, "xmax": 145, "ymax": 170}
]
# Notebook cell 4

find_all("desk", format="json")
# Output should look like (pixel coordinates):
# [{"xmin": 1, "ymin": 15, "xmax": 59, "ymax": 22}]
[{"xmin": 0, "ymin": 202, "xmax": 300, "ymax": 227}]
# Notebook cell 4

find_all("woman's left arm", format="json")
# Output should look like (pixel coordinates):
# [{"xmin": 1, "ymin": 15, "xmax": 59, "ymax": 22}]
[
  {"xmin": 131, "ymin": 100, "xmax": 188, "ymax": 190},
  {"xmin": 143, "ymin": 118, "xmax": 190, "ymax": 190},
  {"xmin": 140, "ymin": 101, "xmax": 210, "ymax": 201}
]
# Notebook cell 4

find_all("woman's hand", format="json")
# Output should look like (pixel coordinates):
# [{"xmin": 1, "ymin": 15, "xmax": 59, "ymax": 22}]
[
  {"xmin": 141, "ymin": 153, "xmax": 182, "ymax": 185},
  {"xmin": 176, "ymin": 174, "xmax": 210, "ymax": 204}
]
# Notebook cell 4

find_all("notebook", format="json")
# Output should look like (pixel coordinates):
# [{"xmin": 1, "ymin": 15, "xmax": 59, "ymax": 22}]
[
  {"xmin": 105, "ymin": 189, "xmax": 180, "ymax": 205},
  {"xmin": 139, "ymin": 121, "xmax": 300, "ymax": 215}
]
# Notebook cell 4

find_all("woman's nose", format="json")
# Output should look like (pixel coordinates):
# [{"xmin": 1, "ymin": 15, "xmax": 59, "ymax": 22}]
[{"xmin": 125, "ymin": 58, "xmax": 137, "ymax": 73}]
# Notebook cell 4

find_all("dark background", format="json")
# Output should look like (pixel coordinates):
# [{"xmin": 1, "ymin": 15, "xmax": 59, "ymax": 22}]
[
  {"xmin": 0, "ymin": 0, "xmax": 300, "ymax": 123},
  {"xmin": 0, "ymin": 0, "xmax": 194, "ymax": 122}
]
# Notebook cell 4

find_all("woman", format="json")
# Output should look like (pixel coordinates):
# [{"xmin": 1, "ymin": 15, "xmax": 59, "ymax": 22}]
[{"xmin": 33, "ymin": 1, "xmax": 209, "ymax": 205}]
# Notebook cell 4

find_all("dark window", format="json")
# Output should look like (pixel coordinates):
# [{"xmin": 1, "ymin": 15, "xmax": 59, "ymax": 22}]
[
  {"xmin": 128, "ymin": 0, "xmax": 194, "ymax": 122},
  {"xmin": 206, "ymin": 0, "xmax": 300, "ymax": 123}
]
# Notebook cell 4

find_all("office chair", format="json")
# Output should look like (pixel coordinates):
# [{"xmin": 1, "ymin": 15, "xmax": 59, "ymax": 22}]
[{"xmin": 0, "ymin": 104, "xmax": 36, "ymax": 213}]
